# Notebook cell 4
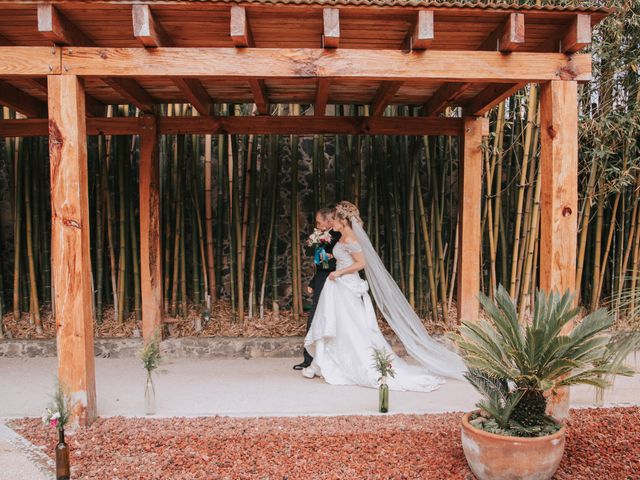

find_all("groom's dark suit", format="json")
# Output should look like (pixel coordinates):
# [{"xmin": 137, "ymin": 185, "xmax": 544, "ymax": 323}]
[{"xmin": 302, "ymin": 229, "xmax": 341, "ymax": 366}]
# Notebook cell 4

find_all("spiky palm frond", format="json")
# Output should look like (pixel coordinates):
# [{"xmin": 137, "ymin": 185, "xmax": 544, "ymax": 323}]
[
  {"xmin": 451, "ymin": 286, "xmax": 638, "ymax": 429},
  {"xmin": 464, "ymin": 369, "xmax": 524, "ymax": 429},
  {"xmin": 457, "ymin": 286, "xmax": 636, "ymax": 393}
]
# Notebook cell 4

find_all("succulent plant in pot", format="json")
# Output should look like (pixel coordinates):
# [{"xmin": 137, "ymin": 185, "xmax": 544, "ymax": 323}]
[{"xmin": 450, "ymin": 286, "xmax": 637, "ymax": 480}]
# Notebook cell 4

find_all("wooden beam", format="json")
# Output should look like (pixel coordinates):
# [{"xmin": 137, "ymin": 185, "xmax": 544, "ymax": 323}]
[
  {"xmin": 102, "ymin": 78, "xmax": 155, "ymax": 113},
  {"xmin": 539, "ymin": 80, "xmax": 578, "ymax": 296},
  {"xmin": 171, "ymin": 77, "xmax": 213, "ymax": 116},
  {"xmin": 228, "ymin": 8, "xmax": 268, "ymax": 114},
  {"xmin": 132, "ymin": 5, "xmax": 171, "ymax": 48},
  {"xmin": 139, "ymin": 114, "xmax": 163, "ymax": 342},
  {"xmin": 0, "ymin": 117, "xmax": 140, "ymax": 137},
  {"xmin": 322, "ymin": 8, "xmax": 340, "ymax": 48},
  {"xmin": 562, "ymin": 14, "xmax": 591, "ymax": 53},
  {"xmin": 47, "ymin": 74, "xmax": 96, "ymax": 426},
  {"xmin": 315, "ymin": 78, "xmax": 330, "ymax": 116},
  {"xmin": 499, "ymin": 13, "xmax": 525, "ymax": 52},
  {"xmin": 0, "ymin": 116, "xmax": 465, "ymax": 137},
  {"xmin": 371, "ymin": 81, "xmax": 403, "ymax": 116},
  {"xmin": 0, "ymin": 80, "xmax": 47, "ymax": 117},
  {"xmin": 0, "ymin": 33, "xmax": 11, "ymax": 46},
  {"xmin": 424, "ymin": 82, "xmax": 472, "ymax": 117},
  {"xmin": 158, "ymin": 115, "xmax": 464, "ymax": 136},
  {"xmin": 464, "ymin": 82, "xmax": 527, "ymax": 116},
  {"xmin": 230, "ymin": 6, "xmax": 252, "ymax": 47},
  {"xmin": 539, "ymin": 80, "xmax": 578, "ymax": 423},
  {"xmin": 248, "ymin": 79, "xmax": 269, "ymax": 115},
  {"xmin": 37, "ymin": 3, "xmax": 91, "ymax": 46},
  {"xmin": 0, "ymin": 47, "xmax": 61, "ymax": 76},
  {"xmin": 41, "ymin": 7, "xmax": 155, "ymax": 115},
  {"xmin": 60, "ymin": 48, "xmax": 593, "ymax": 83},
  {"xmin": 410, "ymin": 10, "xmax": 434, "ymax": 50},
  {"xmin": 130, "ymin": 6, "xmax": 212, "ymax": 116},
  {"xmin": 457, "ymin": 116, "xmax": 487, "ymax": 324},
  {"xmin": 480, "ymin": 13, "xmax": 525, "ymax": 52}
]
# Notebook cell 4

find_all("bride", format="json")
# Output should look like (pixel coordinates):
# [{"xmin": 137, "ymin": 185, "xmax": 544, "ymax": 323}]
[{"xmin": 302, "ymin": 201, "xmax": 465, "ymax": 392}]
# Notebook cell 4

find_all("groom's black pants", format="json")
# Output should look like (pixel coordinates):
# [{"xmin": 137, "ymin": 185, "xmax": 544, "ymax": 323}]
[{"xmin": 303, "ymin": 270, "xmax": 331, "ymax": 365}]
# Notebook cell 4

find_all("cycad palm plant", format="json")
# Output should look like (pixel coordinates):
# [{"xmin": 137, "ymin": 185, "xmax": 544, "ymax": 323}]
[{"xmin": 451, "ymin": 286, "xmax": 637, "ymax": 436}]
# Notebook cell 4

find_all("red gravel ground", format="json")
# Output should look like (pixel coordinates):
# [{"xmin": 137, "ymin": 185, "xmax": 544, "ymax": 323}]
[{"xmin": 10, "ymin": 407, "xmax": 640, "ymax": 480}]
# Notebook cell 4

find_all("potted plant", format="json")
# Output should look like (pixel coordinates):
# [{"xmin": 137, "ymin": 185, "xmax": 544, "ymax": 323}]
[
  {"xmin": 139, "ymin": 331, "xmax": 162, "ymax": 415},
  {"xmin": 450, "ymin": 286, "xmax": 636, "ymax": 480},
  {"xmin": 371, "ymin": 346, "xmax": 396, "ymax": 413},
  {"xmin": 42, "ymin": 381, "xmax": 75, "ymax": 480}
]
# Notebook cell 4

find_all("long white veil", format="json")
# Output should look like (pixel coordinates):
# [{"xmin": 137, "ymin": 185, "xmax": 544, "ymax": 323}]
[{"xmin": 352, "ymin": 218, "xmax": 466, "ymax": 380}]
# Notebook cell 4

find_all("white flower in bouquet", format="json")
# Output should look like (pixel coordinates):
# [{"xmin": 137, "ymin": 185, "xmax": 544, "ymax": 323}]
[{"xmin": 306, "ymin": 229, "xmax": 333, "ymax": 248}]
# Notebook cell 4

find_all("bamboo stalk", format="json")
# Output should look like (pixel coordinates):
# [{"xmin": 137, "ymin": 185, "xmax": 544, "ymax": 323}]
[
  {"xmin": 204, "ymin": 134, "xmax": 217, "ymax": 304},
  {"xmin": 23, "ymin": 145, "xmax": 41, "ymax": 332},
  {"xmin": 12, "ymin": 135, "xmax": 23, "ymax": 322}
]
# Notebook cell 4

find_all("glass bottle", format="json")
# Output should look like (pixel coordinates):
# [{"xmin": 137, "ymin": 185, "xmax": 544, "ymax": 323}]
[
  {"xmin": 144, "ymin": 374, "xmax": 156, "ymax": 415},
  {"xmin": 379, "ymin": 376, "xmax": 389, "ymax": 413},
  {"xmin": 55, "ymin": 428, "xmax": 70, "ymax": 480}
]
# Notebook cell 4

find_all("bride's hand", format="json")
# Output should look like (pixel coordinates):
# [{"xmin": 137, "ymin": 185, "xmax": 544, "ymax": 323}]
[{"xmin": 328, "ymin": 271, "xmax": 341, "ymax": 281}]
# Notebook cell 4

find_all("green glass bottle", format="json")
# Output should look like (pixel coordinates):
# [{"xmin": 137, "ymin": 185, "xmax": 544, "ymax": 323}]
[{"xmin": 379, "ymin": 378, "xmax": 389, "ymax": 413}]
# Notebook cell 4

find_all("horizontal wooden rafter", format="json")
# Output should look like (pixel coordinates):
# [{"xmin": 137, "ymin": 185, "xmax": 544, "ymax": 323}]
[
  {"xmin": 410, "ymin": 10, "xmax": 434, "ymax": 50},
  {"xmin": 132, "ymin": 4, "xmax": 171, "ymax": 48},
  {"xmin": 248, "ymin": 79, "xmax": 269, "ymax": 115},
  {"xmin": 102, "ymin": 78, "xmax": 155, "ymax": 113},
  {"xmin": 230, "ymin": 6, "xmax": 252, "ymax": 48},
  {"xmin": 130, "ymin": 6, "xmax": 212, "ymax": 116},
  {"xmin": 0, "ymin": 115, "xmax": 464, "ymax": 137},
  {"xmin": 0, "ymin": 80, "xmax": 47, "ymax": 117},
  {"xmin": 480, "ymin": 12, "xmax": 525, "ymax": 52},
  {"xmin": 170, "ymin": 77, "xmax": 213, "ymax": 116},
  {"xmin": 371, "ymin": 81, "xmax": 403, "ymax": 116},
  {"xmin": 322, "ymin": 8, "xmax": 340, "ymax": 48},
  {"xmin": 562, "ymin": 14, "xmax": 591, "ymax": 53},
  {"xmin": 464, "ymin": 82, "xmax": 527, "ymax": 116},
  {"xmin": 37, "ymin": 3, "xmax": 91, "ymax": 47},
  {"xmin": 56, "ymin": 48, "xmax": 592, "ymax": 83},
  {"xmin": 499, "ymin": 13, "xmax": 525, "ymax": 52},
  {"xmin": 423, "ymin": 82, "xmax": 472, "ymax": 117},
  {"xmin": 0, "ymin": 47, "xmax": 61, "ymax": 75}
]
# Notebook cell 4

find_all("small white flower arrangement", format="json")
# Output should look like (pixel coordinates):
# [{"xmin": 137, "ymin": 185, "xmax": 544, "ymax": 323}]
[
  {"xmin": 42, "ymin": 381, "xmax": 73, "ymax": 431},
  {"xmin": 371, "ymin": 346, "xmax": 396, "ymax": 384}
]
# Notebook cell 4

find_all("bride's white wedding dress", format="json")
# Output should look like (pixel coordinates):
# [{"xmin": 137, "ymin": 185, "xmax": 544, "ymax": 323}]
[{"xmin": 304, "ymin": 231, "xmax": 463, "ymax": 392}]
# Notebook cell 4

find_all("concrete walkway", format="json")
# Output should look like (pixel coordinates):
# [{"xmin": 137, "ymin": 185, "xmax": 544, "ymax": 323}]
[
  {"xmin": 0, "ymin": 356, "xmax": 638, "ymax": 480},
  {"xmin": 1, "ymin": 356, "xmax": 639, "ymax": 418},
  {"xmin": 0, "ymin": 422, "xmax": 52, "ymax": 480}
]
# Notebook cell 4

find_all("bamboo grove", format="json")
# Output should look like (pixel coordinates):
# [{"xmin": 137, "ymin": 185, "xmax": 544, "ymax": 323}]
[{"xmin": 0, "ymin": 0, "xmax": 639, "ymax": 337}]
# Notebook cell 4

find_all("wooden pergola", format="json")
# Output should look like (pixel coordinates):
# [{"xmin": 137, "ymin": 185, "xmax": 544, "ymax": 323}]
[{"xmin": 0, "ymin": 0, "xmax": 610, "ymax": 425}]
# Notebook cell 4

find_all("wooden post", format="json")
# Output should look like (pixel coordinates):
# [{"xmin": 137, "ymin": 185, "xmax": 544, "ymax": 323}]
[
  {"xmin": 47, "ymin": 75, "xmax": 96, "ymax": 426},
  {"xmin": 457, "ymin": 117, "xmax": 487, "ymax": 324},
  {"xmin": 539, "ymin": 80, "xmax": 578, "ymax": 296},
  {"xmin": 139, "ymin": 114, "xmax": 163, "ymax": 341},
  {"xmin": 539, "ymin": 80, "xmax": 578, "ymax": 422}
]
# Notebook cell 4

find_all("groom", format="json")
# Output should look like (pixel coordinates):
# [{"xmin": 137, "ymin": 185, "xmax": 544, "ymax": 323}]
[{"xmin": 293, "ymin": 208, "xmax": 341, "ymax": 370}]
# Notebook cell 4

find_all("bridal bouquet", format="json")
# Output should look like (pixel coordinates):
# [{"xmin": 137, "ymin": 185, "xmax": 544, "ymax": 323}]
[{"xmin": 306, "ymin": 229, "xmax": 333, "ymax": 268}]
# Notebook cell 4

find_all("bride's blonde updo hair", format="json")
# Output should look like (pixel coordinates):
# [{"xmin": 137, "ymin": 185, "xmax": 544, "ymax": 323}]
[{"xmin": 333, "ymin": 201, "xmax": 363, "ymax": 228}]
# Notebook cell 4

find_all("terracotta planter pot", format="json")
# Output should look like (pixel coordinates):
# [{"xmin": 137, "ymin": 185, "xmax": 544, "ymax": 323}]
[{"xmin": 461, "ymin": 412, "xmax": 566, "ymax": 480}]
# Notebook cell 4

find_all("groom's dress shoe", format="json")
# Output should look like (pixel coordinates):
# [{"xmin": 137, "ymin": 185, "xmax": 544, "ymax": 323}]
[{"xmin": 293, "ymin": 362, "xmax": 310, "ymax": 371}]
